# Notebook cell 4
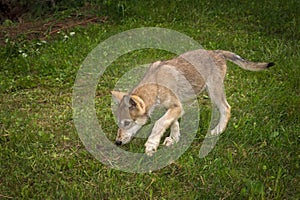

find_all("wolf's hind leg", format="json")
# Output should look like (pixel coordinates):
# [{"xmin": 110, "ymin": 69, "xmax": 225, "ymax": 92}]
[
  {"xmin": 207, "ymin": 80, "xmax": 231, "ymax": 135},
  {"xmin": 163, "ymin": 120, "xmax": 180, "ymax": 146}
]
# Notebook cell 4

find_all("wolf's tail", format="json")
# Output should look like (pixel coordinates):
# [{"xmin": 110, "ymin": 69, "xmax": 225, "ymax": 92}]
[{"xmin": 217, "ymin": 50, "xmax": 274, "ymax": 71}]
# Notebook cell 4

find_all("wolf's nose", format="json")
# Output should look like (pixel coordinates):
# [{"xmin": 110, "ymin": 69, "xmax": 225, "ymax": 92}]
[{"xmin": 115, "ymin": 140, "xmax": 122, "ymax": 146}]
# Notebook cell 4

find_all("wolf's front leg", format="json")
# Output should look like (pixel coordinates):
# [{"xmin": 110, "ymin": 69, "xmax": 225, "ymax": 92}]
[
  {"xmin": 145, "ymin": 106, "xmax": 182, "ymax": 156},
  {"xmin": 163, "ymin": 120, "xmax": 180, "ymax": 146}
]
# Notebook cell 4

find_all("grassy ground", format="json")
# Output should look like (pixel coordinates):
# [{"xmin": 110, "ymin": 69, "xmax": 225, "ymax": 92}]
[{"xmin": 1, "ymin": 0, "xmax": 299, "ymax": 199}]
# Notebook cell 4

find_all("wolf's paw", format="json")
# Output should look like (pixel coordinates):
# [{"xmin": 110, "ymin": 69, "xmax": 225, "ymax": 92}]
[
  {"xmin": 163, "ymin": 136, "xmax": 179, "ymax": 147},
  {"xmin": 145, "ymin": 146, "xmax": 157, "ymax": 157},
  {"xmin": 145, "ymin": 142, "xmax": 158, "ymax": 156}
]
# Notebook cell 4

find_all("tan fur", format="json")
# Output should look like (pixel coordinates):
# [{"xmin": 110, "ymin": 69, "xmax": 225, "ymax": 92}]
[{"xmin": 112, "ymin": 49, "xmax": 274, "ymax": 156}]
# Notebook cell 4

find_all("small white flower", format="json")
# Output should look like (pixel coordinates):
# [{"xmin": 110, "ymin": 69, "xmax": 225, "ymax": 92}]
[
  {"xmin": 22, "ymin": 52, "xmax": 28, "ymax": 58},
  {"xmin": 70, "ymin": 32, "xmax": 75, "ymax": 36}
]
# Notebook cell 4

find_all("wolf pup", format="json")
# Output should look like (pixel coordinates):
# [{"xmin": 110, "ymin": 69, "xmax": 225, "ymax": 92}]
[{"xmin": 111, "ymin": 49, "xmax": 274, "ymax": 156}]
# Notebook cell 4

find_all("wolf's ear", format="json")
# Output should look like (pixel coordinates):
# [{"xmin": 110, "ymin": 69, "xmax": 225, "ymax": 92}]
[
  {"xmin": 124, "ymin": 95, "xmax": 146, "ymax": 113},
  {"xmin": 123, "ymin": 95, "xmax": 136, "ymax": 108},
  {"xmin": 111, "ymin": 91, "xmax": 127, "ymax": 104}
]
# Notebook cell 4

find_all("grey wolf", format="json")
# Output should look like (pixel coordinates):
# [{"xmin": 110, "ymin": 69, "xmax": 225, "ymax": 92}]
[{"xmin": 111, "ymin": 49, "xmax": 274, "ymax": 156}]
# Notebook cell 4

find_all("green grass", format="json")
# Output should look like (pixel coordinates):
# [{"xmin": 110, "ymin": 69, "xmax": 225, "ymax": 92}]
[{"xmin": 1, "ymin": 0, "xmax": 299, "ymax": 199}]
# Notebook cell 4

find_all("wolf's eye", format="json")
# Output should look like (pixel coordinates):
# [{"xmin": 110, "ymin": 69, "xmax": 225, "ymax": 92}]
[{"xmin": 124, "ymin": 120, "xmax": 131, "ymax": 127}]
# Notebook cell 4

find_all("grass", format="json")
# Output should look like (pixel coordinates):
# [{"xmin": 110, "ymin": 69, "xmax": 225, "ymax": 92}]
[{"xmin": 1, "ymin": 0, "xmax": 299, "ymax": 199}]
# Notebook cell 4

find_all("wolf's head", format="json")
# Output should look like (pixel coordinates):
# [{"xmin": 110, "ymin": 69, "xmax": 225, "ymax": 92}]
[{"xmin": 111, "ymin": 91, "xmax": 148, "ymax": 145}]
